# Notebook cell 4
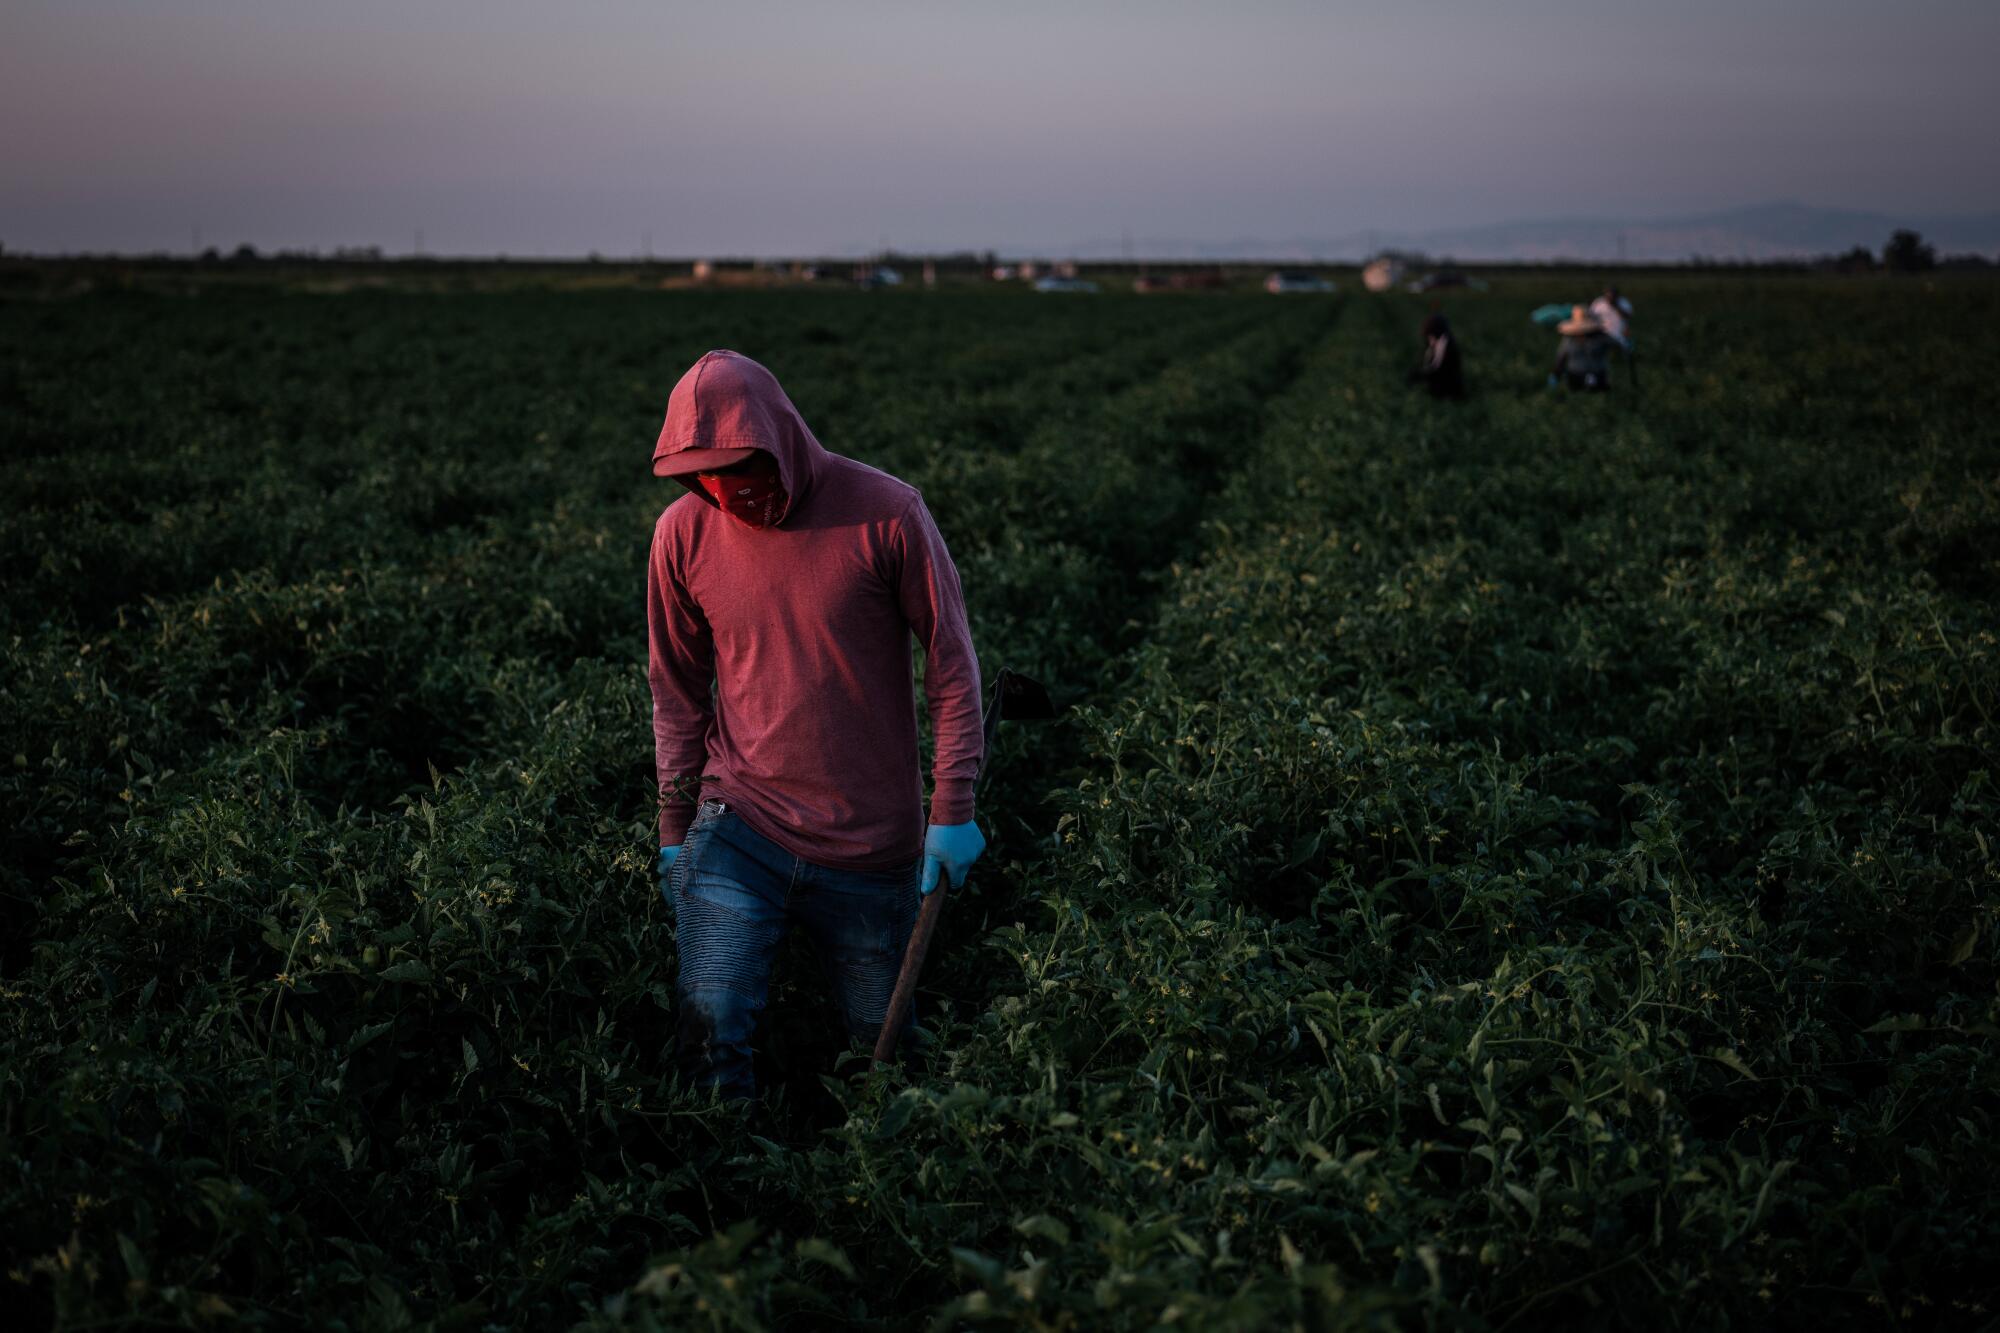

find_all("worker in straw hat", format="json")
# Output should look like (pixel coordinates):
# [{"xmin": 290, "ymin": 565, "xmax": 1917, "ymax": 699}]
[
  {"xmin": 646, "ymin": 350, "xmax": 987, "ymax": 1100},
  {"xmin": 1548, "ymin": 304, "xmax": 1613, "ymax": 392}
]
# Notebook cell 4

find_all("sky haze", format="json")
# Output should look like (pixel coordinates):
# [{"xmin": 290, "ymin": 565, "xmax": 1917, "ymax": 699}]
[{"xmin": 4, "ymin": 0, "xmax": 1996, "ymax": 257}]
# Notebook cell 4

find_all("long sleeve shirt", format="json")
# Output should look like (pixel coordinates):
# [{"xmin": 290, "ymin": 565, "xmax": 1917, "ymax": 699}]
[{"xmin": 646, "ymin": 351, "xmax": 982, "ymax": 869}]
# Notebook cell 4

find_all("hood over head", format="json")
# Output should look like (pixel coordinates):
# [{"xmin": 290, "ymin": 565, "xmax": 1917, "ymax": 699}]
[{"xmin": 652, "ymin": 350, "xmax": 826, "ymax": 524}]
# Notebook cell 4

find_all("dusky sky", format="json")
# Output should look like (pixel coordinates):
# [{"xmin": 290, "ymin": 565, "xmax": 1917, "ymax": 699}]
[{"xmin": 4, "ymin": 0, "xmax": 1995, "ymax": 257}]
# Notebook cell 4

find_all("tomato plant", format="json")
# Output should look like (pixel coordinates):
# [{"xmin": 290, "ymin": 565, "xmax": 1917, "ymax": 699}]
[{"xmin": 2, "ymin": 275, "xmax": 1995, "ymax": 1328}]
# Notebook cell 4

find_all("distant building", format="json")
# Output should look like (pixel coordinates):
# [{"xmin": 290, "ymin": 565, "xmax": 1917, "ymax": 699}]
[{"xmin": 1361, "ymin": 256, "xmax": 1405, "ymax": 292}]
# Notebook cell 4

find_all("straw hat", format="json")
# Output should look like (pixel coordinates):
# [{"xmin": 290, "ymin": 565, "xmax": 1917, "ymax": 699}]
[{"xmin": 1556, "ymin": 304, "xmax": 1601, "ymax": 336}]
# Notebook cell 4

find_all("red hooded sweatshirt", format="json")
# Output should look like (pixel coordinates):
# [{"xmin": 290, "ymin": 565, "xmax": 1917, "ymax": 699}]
[{"xmin": 648, "ymin": 351, "xmax": 983, "ymax": 869}]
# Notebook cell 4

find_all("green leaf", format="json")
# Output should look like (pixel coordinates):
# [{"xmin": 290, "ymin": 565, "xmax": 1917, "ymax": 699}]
[
  {"xmin": 950, "ymin": 1247, "xmax": 1005, "ymax": 1286},
  {"xmin": 116, "ymin": 1232, "xmax": 148, "ymax": 1282},
  {"xmin": 1015, "ymin": 1214, "xmax": 1071, "ymax": 1246},
  {"xmin": 347, "ymin": 1020, "xmax": 393, "ymax": 1053},
  {"xmin": 873, "ymin": 1090, "xmax": 919, "ymax": 1140},
  {"xmin": 378, "ymin": 959, "xmax": 432, "ymax": 984},
  {"xmin": 795, "ymin": 1237, "xmax": 856, "ymax": 1279},
  {"xmin": 1710, "ymin": 1048, "xmax": 1757, "ymax": 1080},
  {"xmin": 1946, "ymin": 919, "xmax": 1979, "ymax": 967}
]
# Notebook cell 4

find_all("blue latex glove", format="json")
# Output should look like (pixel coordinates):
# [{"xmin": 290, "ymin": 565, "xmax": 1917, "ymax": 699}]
[
  {"xmin": 656, "ymin": 844, "xmax": 679, "ymax": 891},
  {"xmin": 921, "ymin": 821, "xmax": 986, "ymax": 895}
]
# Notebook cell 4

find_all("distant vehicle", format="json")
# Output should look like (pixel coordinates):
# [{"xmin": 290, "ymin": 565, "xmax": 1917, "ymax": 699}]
[
  {"xmin": 853, "ymin": 264, "xmax": 904, "ymax": 289},
  {"xmin": 1033, "ymin": 276, "xmax": 1099, "ymax": 293},
  {"xmin": 1265, "ymin": 270, "xmax": 1335, "ymax": 294},
  {"xmin": 1406, "ymin": 269, "xmax": 1487, "ymax": 293}
]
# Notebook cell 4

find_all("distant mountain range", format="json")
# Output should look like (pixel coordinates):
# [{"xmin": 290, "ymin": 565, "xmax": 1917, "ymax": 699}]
[{"xmin": 1000, "ymin": 202, "xmax": 2000, "ymax": 263}]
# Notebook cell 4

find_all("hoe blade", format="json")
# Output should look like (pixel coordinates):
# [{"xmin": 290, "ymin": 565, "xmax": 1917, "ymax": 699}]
[
  {"xmin": 994, "ymin": 668, "xmax": 1056, "ymax": 723},
  {"xmin": 979, "ymin": 669, "xmax": 1058, "ymax": 786}
]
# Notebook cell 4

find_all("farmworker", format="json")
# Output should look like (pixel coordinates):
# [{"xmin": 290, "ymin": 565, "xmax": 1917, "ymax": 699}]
[
  {"xmin": 1548, "ymin": 305, "xmax": 1612, "ymax": 392},
  {"xmin": 1590, "ymin": 284, "xmax": 1639, "ymax": 386},
  {"xmin": 1405, "ymin": 312, "xmax": 1466, "ymax": 399},
  {"xmin": 646, "ymin": 349, "xmax": 986, "ymax": 1100},
  {"xmin": 1589, "ymin": 284, "xmax": 1633, "ymax": 350}
]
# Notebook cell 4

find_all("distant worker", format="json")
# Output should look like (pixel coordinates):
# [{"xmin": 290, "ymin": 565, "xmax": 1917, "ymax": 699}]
[
  {"xmin": 1589, "ymin": 284, "xmax": 1637, "ymax": 386},
  {"xmin": 1589, "ymin": 284, "xmax": 1633, "ymax": 349},
  {"xmin": 1406, "ymin": 313, "xmax": 1466, "ymax": 399},
  {"xmin": 647, "ymin": 350, "xmax": 986, "ymax": 1100},
  {"xmin": 1549, "ymin": 305, "xmax": 1612, "ymax": 392}
]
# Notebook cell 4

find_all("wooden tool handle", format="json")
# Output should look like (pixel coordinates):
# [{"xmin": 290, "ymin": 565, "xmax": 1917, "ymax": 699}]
[{"xmin": 872, "ymin": 882, "xmax": 947, "ymax": 1065}]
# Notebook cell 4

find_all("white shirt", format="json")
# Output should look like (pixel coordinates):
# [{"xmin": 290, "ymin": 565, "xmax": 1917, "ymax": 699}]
[{"xmin": 1589, "ymin": 296, "xmax": 1632, "ymax": 346}]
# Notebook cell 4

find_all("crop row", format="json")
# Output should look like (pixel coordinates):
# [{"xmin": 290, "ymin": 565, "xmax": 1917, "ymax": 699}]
[
  {"xmin": 603, "ymin": 282, "xmax": 2000, "ymax": 1328},
  {"xmin": 4, "ymin": 280, "xmax": 1994, "ymax": 1328},
  {"xmin": 0, "ymin": 288, "xmax": 1335, "ymax": 1326}
]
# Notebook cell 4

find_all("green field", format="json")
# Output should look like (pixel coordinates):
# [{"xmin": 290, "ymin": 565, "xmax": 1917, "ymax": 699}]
[{"xmin": 4, "ymin": 276, "xmax": 1997, "ymax": 1329}]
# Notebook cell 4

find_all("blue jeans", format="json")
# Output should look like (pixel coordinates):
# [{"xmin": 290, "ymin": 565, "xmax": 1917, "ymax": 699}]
[{"xmin": 667, "ymin": 798, "xmax": 920, "ymax": 1099}]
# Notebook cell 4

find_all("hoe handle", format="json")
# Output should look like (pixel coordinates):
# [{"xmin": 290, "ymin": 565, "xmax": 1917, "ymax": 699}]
[
  {"xmin": 872, "ymin": 881, "xmax": 947, "ymax": 1065},
  {"xmin": 870, "ymin": 667, "xmax": 1053, "ymax": 1067}
]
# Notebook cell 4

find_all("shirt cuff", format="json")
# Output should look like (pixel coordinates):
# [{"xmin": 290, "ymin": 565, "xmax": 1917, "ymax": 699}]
[
  {"xmin": 659, "ymin": 803, "xmax": 694, "ymax": 846},
  {"xmin": 928, "ymin": 778, "xmax": 975, "ymax": 827}
]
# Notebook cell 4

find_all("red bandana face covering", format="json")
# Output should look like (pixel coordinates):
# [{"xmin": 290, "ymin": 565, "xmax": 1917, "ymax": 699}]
[{"xmin": 695, "ymin": 454, "xmax": 787, "ymax": 529}]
